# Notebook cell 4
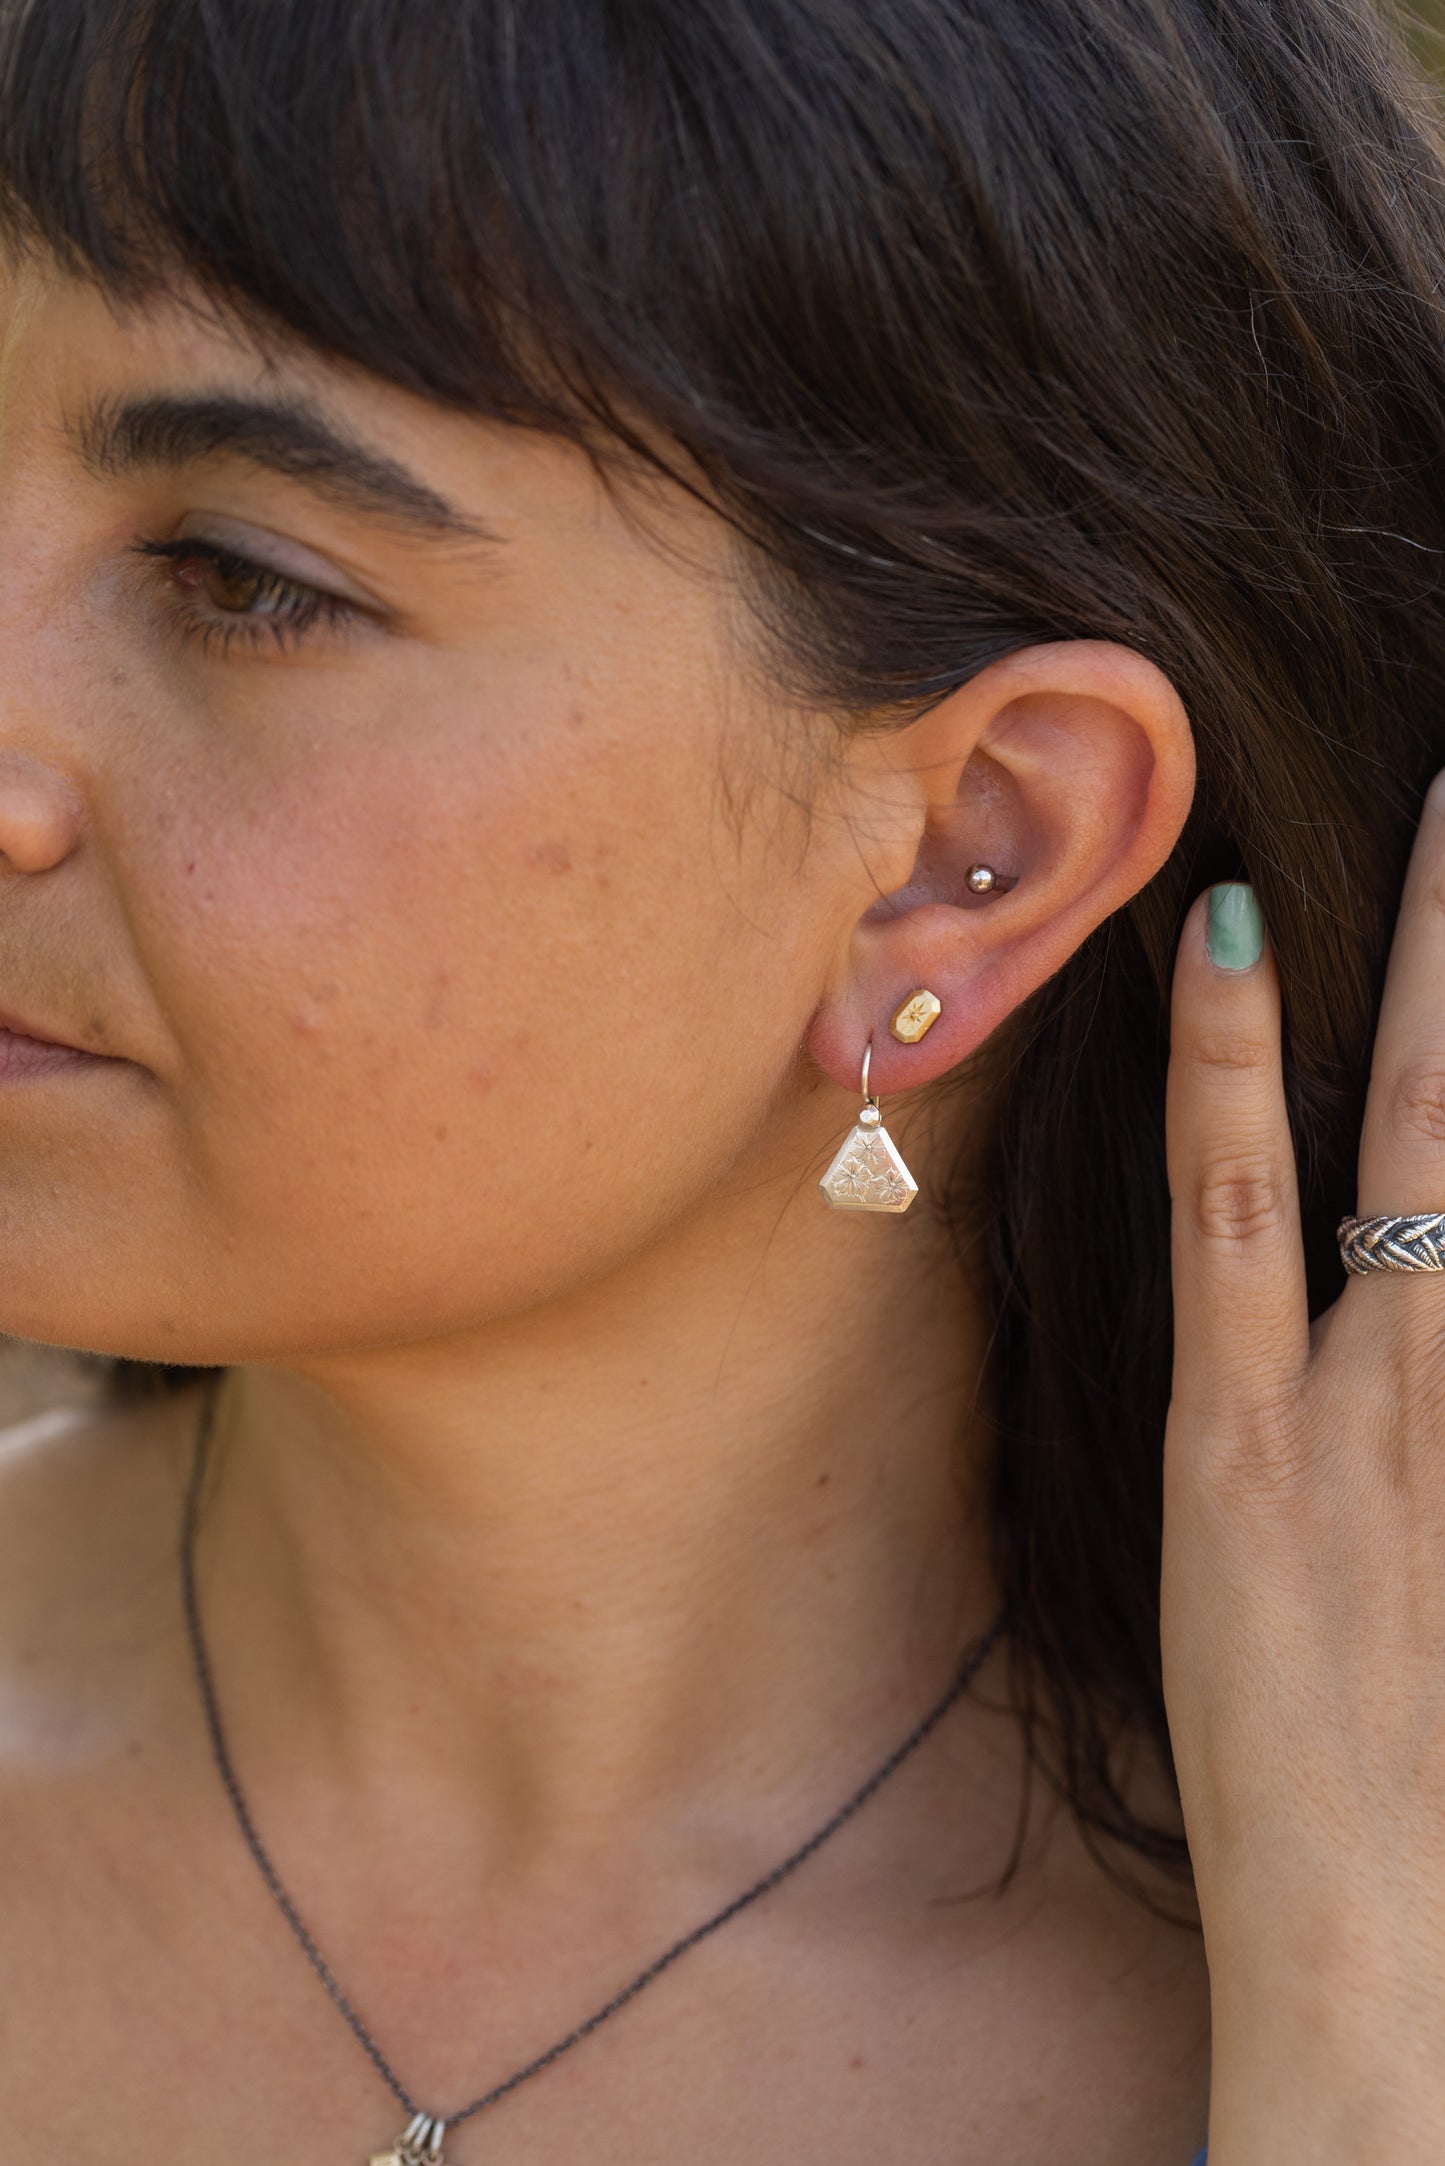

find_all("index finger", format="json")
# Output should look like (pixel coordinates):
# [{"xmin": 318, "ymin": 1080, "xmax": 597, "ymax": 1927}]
[{"xmin": 1167, "ymin": 883, "xmax": 1308, "ymax": 1413}]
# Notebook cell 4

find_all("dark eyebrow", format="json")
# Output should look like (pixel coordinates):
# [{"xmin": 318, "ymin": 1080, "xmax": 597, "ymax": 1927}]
[{"xmin": 66, "ymin": 391, "xmax": 501, "ymax": 545}]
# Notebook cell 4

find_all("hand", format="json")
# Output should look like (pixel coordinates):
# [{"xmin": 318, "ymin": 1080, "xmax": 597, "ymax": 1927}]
[{"xmin": 1163, "ymin": 781, "xmax": 1445, "ymax": 2163}]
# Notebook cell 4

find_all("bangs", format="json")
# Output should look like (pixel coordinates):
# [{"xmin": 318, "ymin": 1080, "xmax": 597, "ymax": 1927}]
[
  {"xmin": 0, "ymin": 0, "xmax": 1020, "ymax": 708},
  {"xmin": 0, "ymin": 0, "xmax": 650, "ymax": 431},
  {"xmin": 0, "ymin": 0, "xmax": 962, "ymax": 462}
]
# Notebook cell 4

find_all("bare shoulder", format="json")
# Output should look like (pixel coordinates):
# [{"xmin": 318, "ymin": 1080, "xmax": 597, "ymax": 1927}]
[{"xmin": 0, "ymin": 1364, "xmax": 195, "ymax": 1534}]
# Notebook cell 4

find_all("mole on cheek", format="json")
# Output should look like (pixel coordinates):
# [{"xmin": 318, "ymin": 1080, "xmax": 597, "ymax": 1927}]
[{"xmin": 525, "ymin": 839, "xmax": 574, "ymax": 875}]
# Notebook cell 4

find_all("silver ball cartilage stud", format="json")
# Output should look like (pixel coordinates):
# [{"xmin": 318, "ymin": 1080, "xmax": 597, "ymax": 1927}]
[{"xmin": 966, "ymin": 864, "xmax": 999, "ymax": 894}]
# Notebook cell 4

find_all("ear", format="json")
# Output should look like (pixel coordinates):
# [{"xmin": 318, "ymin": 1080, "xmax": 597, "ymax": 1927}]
[{"xmin": 806, "ymin": 639, "xmax": 1196, "ymax": 1097}]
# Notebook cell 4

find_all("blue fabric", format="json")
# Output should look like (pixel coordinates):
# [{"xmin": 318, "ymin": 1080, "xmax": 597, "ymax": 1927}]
[{"xmin": 1190, "ymin": 2151, "xmax": 1208, "ymax": 2165}]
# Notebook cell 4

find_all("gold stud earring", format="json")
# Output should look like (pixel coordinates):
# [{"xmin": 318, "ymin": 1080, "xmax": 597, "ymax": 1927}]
[
  {"xmin": 818, "ymin": 1039, "xmax": 919, "ymax": 1213},
  {"xmin": 889, "ymin": 989, "xmax": 942, "ymax": 1044}
]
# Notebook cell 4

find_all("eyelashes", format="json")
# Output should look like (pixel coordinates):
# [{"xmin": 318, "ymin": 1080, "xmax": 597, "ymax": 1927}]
[{"xmin": 128, "ymin": 535, "xmax": 369, "ymax": 658}]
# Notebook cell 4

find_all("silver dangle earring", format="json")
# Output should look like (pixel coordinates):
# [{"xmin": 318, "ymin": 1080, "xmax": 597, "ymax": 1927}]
[{"xmin": 818, "ymin": 1037, "xmax": 919, "ymax": 1213}]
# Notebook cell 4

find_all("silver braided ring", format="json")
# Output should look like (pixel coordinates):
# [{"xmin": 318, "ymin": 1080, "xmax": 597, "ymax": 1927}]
[{"xmin": 1338, "ymin": 1212, "xmax": 1445, "ymax": 1274}]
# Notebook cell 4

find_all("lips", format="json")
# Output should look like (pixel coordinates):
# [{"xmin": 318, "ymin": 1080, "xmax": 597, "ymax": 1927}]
[
  {"xmin": 0, "ymin": 1009, "xmax": 73, "ymax": 1052},
  {"xmin": 0, "ymin": 1009, "xmax": 109, "ymax": 1077}
]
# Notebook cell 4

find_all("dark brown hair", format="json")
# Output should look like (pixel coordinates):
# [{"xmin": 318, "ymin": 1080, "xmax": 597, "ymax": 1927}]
[{"xmin": 5, "ymin": 0, "xmax": 1445, "ymax": 1892}]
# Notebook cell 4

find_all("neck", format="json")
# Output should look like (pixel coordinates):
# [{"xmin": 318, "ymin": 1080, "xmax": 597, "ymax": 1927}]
[{"xmin": 190, "ymin": 1108, "xmax": 1003, "ymax": 1855}]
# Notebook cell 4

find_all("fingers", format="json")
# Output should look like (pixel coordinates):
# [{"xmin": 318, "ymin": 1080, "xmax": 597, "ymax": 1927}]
[
  {"xmin": 1167, "ymin": 884, "xmax": 1309, "ymax": 1411},
  {"xmin": 1358, "ymin": 771, "xmax": 1445, "ymax": 1219}
]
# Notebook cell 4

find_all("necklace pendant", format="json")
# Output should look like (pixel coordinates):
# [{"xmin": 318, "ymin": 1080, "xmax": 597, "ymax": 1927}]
[{"xmin": 369, "ymin": 2112, "xmax": 448, "ymax": 2165}]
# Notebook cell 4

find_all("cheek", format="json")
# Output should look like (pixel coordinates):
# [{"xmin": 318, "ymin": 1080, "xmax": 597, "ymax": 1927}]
[{"xmin": 108, "ymin": 687, "xmax": 816, "ymax": 1355}]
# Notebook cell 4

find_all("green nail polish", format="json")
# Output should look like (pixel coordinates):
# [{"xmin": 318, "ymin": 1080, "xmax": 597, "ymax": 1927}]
[{"xmin": 1206, "ymin": 882, "xmax": 1264, "ymax": 970}]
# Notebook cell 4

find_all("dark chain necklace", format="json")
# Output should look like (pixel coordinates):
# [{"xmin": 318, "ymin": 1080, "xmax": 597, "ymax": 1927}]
[{"xmin": 180, "ymin": 1379, "xmax": 1008, "ymax": 2165}]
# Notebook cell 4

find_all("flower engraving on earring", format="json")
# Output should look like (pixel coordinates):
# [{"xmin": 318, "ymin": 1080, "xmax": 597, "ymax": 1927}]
[
  {"xmin": 966, "ymin": 864, "xmax": 999, "ymax": 893},
  {"xmin": 818, "ymin": 1040, "xmax": 919, "ymax": 1213},
  {"xmin": 889, "ymin": 989, "xmax": 942, "ymax": 1044}
]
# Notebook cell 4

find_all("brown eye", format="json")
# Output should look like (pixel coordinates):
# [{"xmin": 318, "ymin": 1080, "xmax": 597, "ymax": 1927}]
[
  {"xmin": 130, "ymin": 533, "xmax": 361, "ymax": 656},
  {"xmin": 172, "ymin": 547, "xmax": 293, "ymax": 617}
]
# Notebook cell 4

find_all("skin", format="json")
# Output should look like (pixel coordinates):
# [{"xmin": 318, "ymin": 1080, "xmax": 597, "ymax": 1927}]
[
  {"xmin": 1167, "ymin": 829, "xmax": 1445, "ymax": 2162},
  {"xmin": 0, "ymin": 256, "xmax": 1230, "ymax": 2163}
]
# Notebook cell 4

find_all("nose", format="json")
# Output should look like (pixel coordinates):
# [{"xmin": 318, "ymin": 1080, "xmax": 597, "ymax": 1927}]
[{"xmin": 0, "ymin": 751, "xmax": 83, "ymax": 875}]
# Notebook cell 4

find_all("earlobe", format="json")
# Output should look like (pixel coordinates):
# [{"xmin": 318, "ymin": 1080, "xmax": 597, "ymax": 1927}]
[{"xmin": 806, "ymin": 639, "xmax": 1195, "ymax": 1100}]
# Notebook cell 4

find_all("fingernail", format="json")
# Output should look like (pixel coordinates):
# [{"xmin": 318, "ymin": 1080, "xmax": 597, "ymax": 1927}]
[{"xmin": 1205, "ymin": 882, "xmax": 1264, "ymax": 971}]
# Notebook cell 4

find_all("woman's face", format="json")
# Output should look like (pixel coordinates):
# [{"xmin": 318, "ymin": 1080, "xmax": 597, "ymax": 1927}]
[{"xmin": 0, "ymin": 260, "xmax": 891, "ymax": 1362}]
